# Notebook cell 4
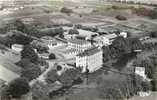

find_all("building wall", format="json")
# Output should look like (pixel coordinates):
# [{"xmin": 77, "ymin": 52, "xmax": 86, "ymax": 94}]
[
  {"xmin": 76, "ymin": 50, "xmax": 103, "ymax": 73},
  {"xmin": 87, "ymin": 51, "xmax": 103, "ymax": 72},
  {"xmin": 68, "ymin": 42, "xmax": 91, "ymax": 51}
]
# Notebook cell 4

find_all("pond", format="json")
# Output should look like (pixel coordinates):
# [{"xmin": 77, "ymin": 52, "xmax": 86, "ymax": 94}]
[{"xmin": 112, "ymin": 52, "xmax": 137, "ymax": 71}]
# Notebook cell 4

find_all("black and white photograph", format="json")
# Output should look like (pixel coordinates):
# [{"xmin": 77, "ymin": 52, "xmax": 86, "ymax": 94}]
[{"xmin": 0, "ymin": 0, "xmax": 157, "ymax": 100}]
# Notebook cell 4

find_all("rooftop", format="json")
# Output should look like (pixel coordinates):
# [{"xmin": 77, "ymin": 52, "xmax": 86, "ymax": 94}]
[
  {"xmin": 12, "ymin": 44, "xmax": 23, "ymax": 48},
  {"xmin": 68, "ymin": 39, "xmax": 90, "ymax": 45},
  {"xmin": 77, "ymin": 47, "xmax": 101, "ymax": 57},
  {"xmin": 104, "ymin": 33, "xmax": 117, "ymax": 40},
  {"xmin": 78, "ymin": 29, "xmax": 98, "ymax": 37}
]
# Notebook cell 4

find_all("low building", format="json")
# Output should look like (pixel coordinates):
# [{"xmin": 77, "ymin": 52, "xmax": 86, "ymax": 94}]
[
  {"xmin": 11, "ymin": 44, "xmax": 23, "ymax": 53},
  {"xmin": 135, "ymin": 67, "xmax": 146, "ymax": 79},
  {"xmin": 94, "ymin": 35, "xmax": 111, "ymax": 47},
  {"xmin": 77, "ymin": 29, "xmax": 99, "ymax": 40},
  {"xmin": 68, "ymin": 39, "xmax": 92, "ymax": 52},
  {"xmin": 94, "ymin": 33, "xmax": 118, "ymax": 47},
  {"xmin": 20, "ymin": 18, "xmax": 35, "ymax": 25},
  {"xmin": 38, "ymin": 53, "xmax": 50, "ymax": 59},
  {"xmin": 76, "ymin": 47, "xmax": 103, "ymax": 73},
  {"xmin": 40, "ymin": 36, "xmax": 66, "ymax": 49}
]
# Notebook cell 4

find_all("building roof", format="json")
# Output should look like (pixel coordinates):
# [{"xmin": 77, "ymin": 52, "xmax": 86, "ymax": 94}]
[
  {"xmin": 104, "ymin": 33, "xmax": 117, "ymax": 40},
  {"xmin": 61, "ymin": 48, "xmax": 79, "ymax": 54},
  {"xmin": 68, "ymin": 39, "xmax": 90, "ymax": 45},
  {"xmin": 12, "ymin": 44, "xmax": 23, "ymax": 48},
  {"xmin": 135, "ymin": 67, "xmax": 145, "ymax": 72},
  {"xmin": 78, "ymin": 29, "xmax": 98, "ymax": 37},
  {"xmin": 77, "ymin": 47, "xmax": 101, "ymax": 57}
]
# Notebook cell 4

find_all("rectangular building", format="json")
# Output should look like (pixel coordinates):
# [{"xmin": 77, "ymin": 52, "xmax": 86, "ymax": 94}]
[{"xmin": 76, "ymin": 47, "xmax": 103, "ymax": 73}]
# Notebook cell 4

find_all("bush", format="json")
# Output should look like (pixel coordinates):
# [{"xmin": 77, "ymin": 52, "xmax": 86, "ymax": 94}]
[
  {"xmin": 46, "ymin": 70, "xmax": 58, "ymax": 84},
  {"xmin": 60, "ymin": 7, "xmax": 73, "ymax": 14},
  {"xmin": 56, "ymin": 65, "xmax": 62, "ymax": 71},
  {"xmin": 150, "ymin": 32, "xmax": 157, "ymax": 38},
  {"xmin": 115, "ymin": 15, "xmax": 127, "ymax": 20},
  {"xmin": 21, "ymin": 45, "xmax": 38, "ymax": 64},
  {"xmin": 21, "ymin": 66, "xmax": 41, "ymax": 81},
  {"xmin": 8, "ymin": 78, "xmax": 30, "ymax": 98},
  {"xmin": 49, "ymin": 53, "xmax": 56, "ymax": 60},
  {"xmin": 68, "ymin": 29, "xmax": 79, "ymax": 35}
]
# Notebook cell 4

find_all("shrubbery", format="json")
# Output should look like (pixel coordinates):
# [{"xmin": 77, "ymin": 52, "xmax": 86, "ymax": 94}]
[
  {"xmin": 115, "ymin": 15, "xmax": 127, "ymax": 20},
  {"xmin": 60, "ymin": 7, "xmax": 73, "ymax": 14}
]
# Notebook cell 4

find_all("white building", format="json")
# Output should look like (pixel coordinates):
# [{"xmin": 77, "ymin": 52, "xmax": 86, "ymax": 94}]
[
  {"xmin": 40, "ymin": 36, "xmax": 66, "ymax": 49},
  {"xmin": 11, "ymin": 44, "xmax": 23, "ymax": 53},
  {"xmin": 76, "ymin": 47, "xmax": 103, "ymax": 73},
  {"xmin": 94, "ymin": 32, "xmax": 127, "ymax": 47},
  {"xmin": 61, "ymin": 48, "xmax": 79, "ymax": 59},
  {"xmin": 68, "ymin": 39, "xmax": 92, "ymax": 52},
  {"xmin": 94, "ymin": 35, "xmax": 111, "ymax": 47},
  {"xmin": 94, "ymin": 33, "xmax": 118, "ymax": 47},
  {"xmin": 135, "ymin": 67, "xmax": 146, "ymax": 79},
  {"xmin": 119, "ymin": 32, "xmax": 127, "ymax": 38},
  {"xmin": 64, "ymin": 28, "xmax": 99, "ymax": 40}
]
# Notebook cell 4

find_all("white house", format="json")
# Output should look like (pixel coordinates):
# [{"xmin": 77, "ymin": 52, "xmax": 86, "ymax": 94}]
[
  {"xmin": 119, "ymin": 32, "xmax": 127, "ymax": 38},
  {"xmin": 76, "ymin": 47, "xmax": 103, "ymax": 73},
  {"xmin": 94, "ymin": 33, "xmax": 118, "ymax": 47},
  {"xmin": 135, "ymin": 67, "xmax": 146, "ymax": 79},
  {"xmin": 11, "ymin": 44, "xmax": 23, "ymax": 53},
  {"xmin": 40, "ymin": 36, "xmax": 66, "ymax": 50}
]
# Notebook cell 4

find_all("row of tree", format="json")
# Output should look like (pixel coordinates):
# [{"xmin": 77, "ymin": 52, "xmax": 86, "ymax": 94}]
[
  {"xmin": 103, "ymin": 37, "xmax": 143, "ymax": 61},
  {"xmin": 0, "ymin": 78, "xmax": 30, "ymax": 99},
  {"xmin": 97, "ymin": 74, "xmax": 151, "ymax": 100}
]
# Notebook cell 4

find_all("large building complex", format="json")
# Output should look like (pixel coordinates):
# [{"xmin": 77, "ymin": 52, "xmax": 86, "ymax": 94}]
[{"xmin": 76, "ymin": 47, "xmax": 103, "ymax": 73}]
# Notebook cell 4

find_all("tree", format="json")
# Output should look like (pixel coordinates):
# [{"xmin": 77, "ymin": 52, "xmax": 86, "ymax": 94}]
[
  {"xmin": 60, "ymin": 7, "xmax": 73, "ymax": 14},
  {"xmin": 59, "ymin": 69, "xmax": 81, "ymax": 86},
  {"xmin": 14, "ymin": 19, "xmax": 25, "ymax": 32},
  {"xmin": 141, "ymin": 81, "xmax": 152, "ymax": 92},
  {"xmin": 68, "ymin": 29, "xmax": 79, "ymax": 35},
  {"xmin": 8, "ymin": 78, "xmax": 30, "ymax": 98},
  {"xmin": 46, "ymin": 70, "xmax": 59, "ymax": 84},
  {"xmin": 56, "ymin": 65, "xmax": 62, "ymax": 71},
  {"xmin": 21, "ymin": 45, "xmax": 38, "ymax": 64},
  {"xmin": 150, "ymin": 32, "xmax": 157, "ymax": 38},
  {"xmin": 150, "ymin": 8, "xmax": 157, "ymax": 19},
  {"xmin": 115, "ymin": 15, "xmax": 127, "ymax": 20},
  {"xmin": 0, "ymin": 85, "xmax": 10, "ymax": 100},
  {"xmin": 112, "ymin": 36, "xmax": 130, "ymax": 54},
  {"xmin": 21, "ymin": 65, "xmax": 41, "ymax": 81},
  {"xmin": 49, "ymin": 53, "xmax": 56, "ymax": 60},
  {"xmin": 16, "ymin": 58, "xmax": 31, "ymax": 68},
  {"xmin": 99, "ymin": 87, "xmax": 123, "ymax": 100}
]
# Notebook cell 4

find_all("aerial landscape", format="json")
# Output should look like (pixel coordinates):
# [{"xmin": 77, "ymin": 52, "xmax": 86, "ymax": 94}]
[{"xmin": 0, "ymin": 0, "xmax": 157, "ymax": 100}]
